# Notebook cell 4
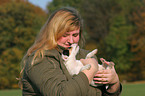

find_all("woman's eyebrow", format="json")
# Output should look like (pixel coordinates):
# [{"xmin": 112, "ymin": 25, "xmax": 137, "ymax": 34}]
[{"xmin": 64, "ymin": 33, "xmax": 70, "ymax": 35}]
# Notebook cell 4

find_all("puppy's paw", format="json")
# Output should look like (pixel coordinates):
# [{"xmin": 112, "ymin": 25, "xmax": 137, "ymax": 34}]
[
  {"xmin": 80, "ymin": 64, "xmax": 91, "ymax": 72},
  {"xmin": 86, "ymin": 49, "xmax": 98, "ymax": 59}
]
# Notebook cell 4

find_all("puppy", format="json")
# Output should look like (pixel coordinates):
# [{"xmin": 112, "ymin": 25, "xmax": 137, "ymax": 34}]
[{"xmin": 62, "ymin": 44, "xmax": 114, "ymax": 87}]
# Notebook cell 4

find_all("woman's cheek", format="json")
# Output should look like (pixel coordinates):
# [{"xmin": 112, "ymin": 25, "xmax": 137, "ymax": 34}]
[
  {"xmin": 74, "ymin": 36, "xmax": 79, "ymax": 43},
  {"xmin": 59, "ymin": 37, "xmax": 67, "ymax": 43}
]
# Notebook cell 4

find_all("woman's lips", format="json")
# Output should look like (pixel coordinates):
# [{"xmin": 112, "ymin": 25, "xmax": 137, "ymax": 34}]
[
  {"xmin": 65, "ymin": 44, "xmax": 71, "ymax": 47},
  {"xmin": 65, "ymin": 43, "xmax": 72, "ymax": 47},
  {"xmin": 68, "ymin": 42, "xmax": 72, "ymax": 46}
]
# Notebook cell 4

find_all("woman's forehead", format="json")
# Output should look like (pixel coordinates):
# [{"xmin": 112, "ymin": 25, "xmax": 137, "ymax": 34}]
[{"xmin": 65, "ymin": 29, "xmax": 80, "ymax": 34}]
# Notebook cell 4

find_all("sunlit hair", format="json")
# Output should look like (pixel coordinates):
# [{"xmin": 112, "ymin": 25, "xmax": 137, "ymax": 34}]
[{"xmin": 19, "ymin": 7, "xmax": 85, "ymax": 88}]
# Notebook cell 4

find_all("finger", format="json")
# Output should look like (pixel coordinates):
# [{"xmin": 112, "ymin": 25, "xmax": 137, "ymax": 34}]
[
  {"xmin": 100, "ymin": 58, "xmax": 105, "ymax": 64},
  {"xmin": 100, "ymin": 58, "xmax": 108, "ymax": 63},
  {"xmin": 96, "ymin": 69, "xmax": 111, "ymax": 74},
  {"xmin": 94, "ymin": 74, "xmax": 109, "ymax": 78},
  {"xmin": 96, "ymin": 70, "xmax": 105, "ymax": 74},
  {"xmin": 103, "ymin": 60, "xmax": 110, "ymax": 65},
  {"xmin": 93, "ymin": 78, "xmax": 109, "ymax": 84},
  {"xmin": 93, "ymin": 77, "xmax": 108, "ymax": 81},
  {"xmin": 100, "ymin": 58, "xmax": 111, "ymax": 65},
  {"xmin": 94, "ymin": 81, "xmax": 109, "ymax": 84}
]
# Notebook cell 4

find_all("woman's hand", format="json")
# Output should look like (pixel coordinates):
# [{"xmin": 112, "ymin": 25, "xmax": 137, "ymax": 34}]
[
  {"xmin": 80, "ymin": 58, "xmax": 98, "ymax": 71},
  {"xmin": 93, "ymin": 58, "xmax": 120, "ymax": 93},
  {"xmin": 80, "ymin": 58, "xmax": 98, "ymax": 84},
  {"xmin": 93, "ymin": 66, "xmax": 119, "ymax": 85}
]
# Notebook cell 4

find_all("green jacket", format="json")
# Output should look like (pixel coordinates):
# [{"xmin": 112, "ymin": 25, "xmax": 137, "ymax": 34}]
[{"xmin": 22, "ymin": 46, "xmax": 122, "ymax": 96}]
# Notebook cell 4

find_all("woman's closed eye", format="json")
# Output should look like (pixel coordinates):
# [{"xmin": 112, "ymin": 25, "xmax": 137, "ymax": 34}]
[
  {"xmin": 62, "ymin": 33, "xmax": 79, "ymax": 37},
  {"xmin": 73, "ymin": 33, "xmax": 79, "ymax": 37},
  {"xmin": 62, "ymin": 34, "xmax": 69, "ymax": 37}
]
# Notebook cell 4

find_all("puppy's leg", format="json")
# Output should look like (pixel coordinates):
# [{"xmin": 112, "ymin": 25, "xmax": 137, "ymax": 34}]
[
  {"xmin": 80, "ymin": 64, "xmax": 91, "ymax": 72},
  {"xmin": 86, "ymin": 49, "xmax": 98, "ymax": 59}
]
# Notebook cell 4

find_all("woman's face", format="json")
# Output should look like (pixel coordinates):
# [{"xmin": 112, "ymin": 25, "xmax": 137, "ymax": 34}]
[{"xmin": 57, "ymin": 29, "xmax": 80, "ymax": 48}]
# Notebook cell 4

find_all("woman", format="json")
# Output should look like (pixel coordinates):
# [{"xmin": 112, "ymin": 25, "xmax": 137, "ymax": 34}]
[{"xmin": 20, "ymin": 7, "xmax": 122, "ymax": 96}]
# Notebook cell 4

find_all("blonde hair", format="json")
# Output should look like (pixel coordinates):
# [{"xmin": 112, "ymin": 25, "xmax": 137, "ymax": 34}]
[
  {"xmin": 19, "ymin": 7, "xmax": 85, "ymax": 88},
  {"xmin": 25, "ymin": 7, "xmax": 84, "ymax": 64}
]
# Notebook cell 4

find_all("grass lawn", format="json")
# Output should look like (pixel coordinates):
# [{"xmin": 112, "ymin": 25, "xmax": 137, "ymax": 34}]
[
  {"xmin": 122, "ymin": 83, "xmax": 145, "ymax": 96},
  {"xmin": 0, "ymin": 83, "xmax": 145, "ymax": 96},
  {"xmin": 0, "ymin": 89, "xmax": 22, "ymax": 96}
]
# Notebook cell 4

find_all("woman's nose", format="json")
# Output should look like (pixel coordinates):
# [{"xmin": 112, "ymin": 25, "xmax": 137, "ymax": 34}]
[{"xmin": 68, "ymin": 36, "xmax": 74, "ymax": 44}]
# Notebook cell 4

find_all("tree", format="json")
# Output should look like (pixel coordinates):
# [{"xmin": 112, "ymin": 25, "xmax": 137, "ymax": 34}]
[
  {"xmin": 47, "ymin": 0, "xmax": 144, "ymax": 81},
  {"xmin": 104, "ymin": 15, "xmax": 133, "ymax": 73},
  {"xmin": 130, "ymin": 3, "xmax": 145, "ymax": 80},
  {"xmin": 102, "ymin": 0, "xmax": 143, "ymax": 81},
  {"xmin": 0, "ymin": 0, "xmax": 11, "ymax": 5},
  {"xmin": 47, "ymin": 0, "xmax": 82, "ymax": 14},
  {"xmin": 81, "ymin": 0, "xmax": 121, "ymax": 42},
  {"xmin": 80, "ymin": 0, "xmax": 132, "ymax": 73},
  {"xmin": 0, "ymin": 1, "xmax": 47, "ymax": 89}
]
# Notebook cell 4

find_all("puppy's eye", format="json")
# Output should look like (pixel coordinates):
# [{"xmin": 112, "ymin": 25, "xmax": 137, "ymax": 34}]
[{"xmin": 63, "ymin": 50, "xmax": 69, "ymax": 56}]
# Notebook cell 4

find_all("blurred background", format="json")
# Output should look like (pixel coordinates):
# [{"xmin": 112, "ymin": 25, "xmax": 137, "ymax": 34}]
[{"xmin": 0, "ymin": 0, "xmax": 145, "ymax": 90}]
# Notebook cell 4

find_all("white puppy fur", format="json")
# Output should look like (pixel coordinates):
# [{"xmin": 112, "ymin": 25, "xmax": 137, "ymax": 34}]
[{"xmin": 62, "ymin": 44, "xmax": 114, "ymax": 87}]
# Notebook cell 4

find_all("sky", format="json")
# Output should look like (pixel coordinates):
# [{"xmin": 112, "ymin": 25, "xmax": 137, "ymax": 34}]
[{"xmin": 28, "ymin": 0, "xmax": 52, "ymax": 11}]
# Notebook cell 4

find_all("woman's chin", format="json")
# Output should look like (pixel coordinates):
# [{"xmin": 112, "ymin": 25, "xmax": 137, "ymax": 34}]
[
  {"xmin": 58, "ymin": 44, "xmax": 70, "ymax": 49},
  {"xmin": 64, "ymin": 45, "xmax": 71, "ymax": 49}
]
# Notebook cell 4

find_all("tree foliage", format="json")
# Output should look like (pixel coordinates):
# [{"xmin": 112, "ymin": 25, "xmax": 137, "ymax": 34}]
[
  {"xmin": 104, "ymin": 15, "xmax": 133, "ymax": 72},
  {"xmin": 81, "ymin": 0, "xmax": 121, "ymax": 42},
  {"xmin": 47, "ymin": 0, "xmax": 145, "ymax": 81},
  {"xmin": 47, "ymin": 0, "xmax": 82, "ymax": 14},
  {"xmin": 0, "ymin": 0, "xmax": 47, "ymax": 89},
  {"xmin": 129, "ymin": 2, "xmax": 145, "ymax": 80},
  {"xmin": 0, "ymin": 0, "xmax": 11, "ymax": 5}
]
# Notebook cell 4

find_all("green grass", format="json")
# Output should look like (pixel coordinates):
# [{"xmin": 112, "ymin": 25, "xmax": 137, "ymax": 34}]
[
  {"xmin": 0, "ymin": 83, "xmax": 145, "ymax": 96},
  {"xmin": 121, "ymin": 83, "xmax": 145, "ymax": 96},
  {"xmin": 0, "ymin": 89, "xmax": 22, "ymax": 96}
]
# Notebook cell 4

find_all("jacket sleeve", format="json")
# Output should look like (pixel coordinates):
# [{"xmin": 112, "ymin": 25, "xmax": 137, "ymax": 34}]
[
  {"xmin": 26, "ymin": 56, "xmax": 90, "ymax": 96},
  {"xmin": 101, "ymin": 83, "xmax": 122, "ymax": 96}
]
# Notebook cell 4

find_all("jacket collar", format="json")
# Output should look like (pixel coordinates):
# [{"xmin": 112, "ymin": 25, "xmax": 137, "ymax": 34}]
[{"xmin": 43, "ymin": 45, "xmax": 66, "ymax": 57}]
